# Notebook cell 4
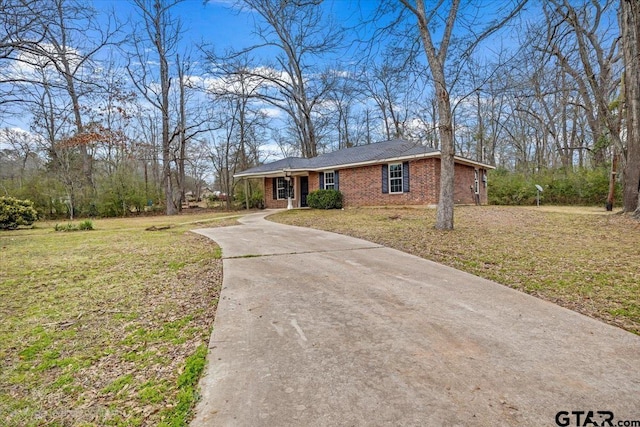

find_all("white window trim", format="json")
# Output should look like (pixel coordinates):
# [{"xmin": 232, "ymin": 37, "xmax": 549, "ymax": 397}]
[
  {"xmin": 324, "ymin": 171, "xmax": 335, "ymax": 190},
  {"xmin": 276, "ymin": 177, "xmax": 294, "ymax": 200},
  {"xmin": 389, "ymin": 163, "xmax": 403, "ymax": 194}
]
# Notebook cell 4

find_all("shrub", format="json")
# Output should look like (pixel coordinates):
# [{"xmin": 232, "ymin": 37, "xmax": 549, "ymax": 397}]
[
  {"xmin": 0, "ymin": 196, "xmax": 39, "ymax": 230},
  {"xmin": 242, "ymin": 190, "xmax": 264, "ymax": 209},
  {"xmin": 235, "ymin": 181, "xmax": 265, "ymax": 209},
  {"xmin": 307, "ymin": 189, "xmax": 343, "ymax": 209},
  {"xmin": 78, "ymin": 220, "xmax": 94, "ymax": 230},
  {"xmin": 54, "ymin": 223, "xmax": 76, "ymax": 232},
  {"xmin": 54, "ymin": 220, "xmax": 93, "ymax": 232},
  {"xmin": 487, "ymin": 169, "xmax": 536, "ymax": 205},
  {"xmin": 488, "ymin": 167, "xmax": 619, "ymax": 206}
]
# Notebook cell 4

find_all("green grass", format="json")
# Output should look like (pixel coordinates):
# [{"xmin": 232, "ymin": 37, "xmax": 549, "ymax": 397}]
[
  {"xmin": 0, "ymin": 211, "xmax": 239, "ymax": 426},
  {"xmin": 271, "ymin": 205, "xmax": 640, "ymax": 334},
  {"xmin": 159, "ymin": 344, "xmax": 208, "ymax": 427}
]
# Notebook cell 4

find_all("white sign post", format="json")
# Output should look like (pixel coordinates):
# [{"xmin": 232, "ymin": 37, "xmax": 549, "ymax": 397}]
[{"xmin": 535, "ymin": 184, "xmax": 543, "ymax": 207}]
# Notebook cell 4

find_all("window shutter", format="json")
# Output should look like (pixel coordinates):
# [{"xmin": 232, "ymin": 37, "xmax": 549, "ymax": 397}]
[
  {"xmin": 334, "ymin": 170, "xmax": 339, "ymax": 190},
  {"xmin": 403, "ymin": 161, "xmax": 410, "ymax": 192},
  {"xmin": 272, "ymin": 178, "xmax": 277, "ymax": 200},
  {"xmin": 319, "ymin": 173, "xmax": 324, "ymax": 190},
  {"xmin": 382, "ymin": 165, "xmax": 388, "ymax": 193}
]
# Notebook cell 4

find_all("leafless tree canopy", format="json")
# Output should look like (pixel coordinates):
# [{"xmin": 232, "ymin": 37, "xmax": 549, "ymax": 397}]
[{"xmin": 0, "ymin": 0, "xmax": 636, "ymax": 220}]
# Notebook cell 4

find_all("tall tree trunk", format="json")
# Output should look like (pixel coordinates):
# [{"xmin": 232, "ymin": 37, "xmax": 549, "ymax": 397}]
[
  {"xmin": 435, "ymin": 75, "xmax": 456, "ymax": 230},
  {"xmin": 52, "ymin": 0, "xmax": 94, "ymax": 192},
  {"xmin": 177, "ymin": 54, "xmax": 187, "ymax": 211},
  {"xmin": 401, "ymin": 0, "xmax": 460, "ymax": 230},
  {"xmin": 606, "ymin": 149, "xmax": 618, "ymax": 211},
  {"xmin": 620, "ymin": 0, "xmax": 640, "ymax": 213},
  {"xmin": 155, "ymin": 1, "xmax": 177, "ymax": 215},
  {"xmin": 476, "ymin": 90, "xmax": 484, "ymax": 163}
]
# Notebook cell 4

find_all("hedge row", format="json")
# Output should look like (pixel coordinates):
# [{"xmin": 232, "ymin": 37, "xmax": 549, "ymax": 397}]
[{"xmin": 488, "ymin": 167, "xmax": 620, "ymax": 206}]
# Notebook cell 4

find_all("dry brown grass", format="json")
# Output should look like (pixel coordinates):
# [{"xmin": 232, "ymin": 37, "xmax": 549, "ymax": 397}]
[
  {"xmin": 271, "ymin": 206, "xmax": 640, "ymax": 334},
  {"xmin": 0, "ymin": 211, "xmax": 241, "ymax": 426}
]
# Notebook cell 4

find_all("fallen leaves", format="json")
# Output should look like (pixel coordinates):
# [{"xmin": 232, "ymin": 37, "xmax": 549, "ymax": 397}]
[{"xmin": 0, "ymin": 213, "xmax": 231, "ymax": 426}]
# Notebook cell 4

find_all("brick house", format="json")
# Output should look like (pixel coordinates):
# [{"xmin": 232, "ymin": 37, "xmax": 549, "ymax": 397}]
[{"xmin": 235, "ymin": 139, "xmax": 494, "ymax": 209}]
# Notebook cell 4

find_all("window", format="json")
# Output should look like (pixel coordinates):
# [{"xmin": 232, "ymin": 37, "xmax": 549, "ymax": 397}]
[
  {"xmin": 276, "ymin": 177, "xmax": 293, "ymax": 200},
  {"xmin": 389, "ymin": 163, "xmax": 403, "ymax": 194},
  {"xmin": 324, "ymin": 171, "xmax": 335, "ymax": 190},
  {"xmin": 319, "ymin": 171, "xmax": 339, "ymax": 190},
  {"xmin": 382, "ymin": 162, "xmax": 409, "ymax": 194}
]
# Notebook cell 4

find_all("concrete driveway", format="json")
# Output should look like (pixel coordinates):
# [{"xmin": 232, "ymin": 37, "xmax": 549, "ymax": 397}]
[{"xmin": 191, "ymin": 211, "xmax": 640, "ymax": 427}]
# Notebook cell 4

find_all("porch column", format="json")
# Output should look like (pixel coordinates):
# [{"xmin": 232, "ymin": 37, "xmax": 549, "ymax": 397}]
[
  {"xmin": 285, "ymin": 174, "xmax": 293, "ymax": 210},
  {"xmin": 244, "ymin": 179, "xmax": 249, "ymax": 210}
]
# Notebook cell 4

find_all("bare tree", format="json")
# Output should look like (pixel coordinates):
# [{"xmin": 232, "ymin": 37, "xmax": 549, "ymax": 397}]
[
  {"xmin": 171, "ymin": 53, "xmax": 213, "ymax": 210},
  {"xmin": 0, "ymin": 128, "xmax": 41, "ymax": 187},
  {"xmin": 325, "ymin": 74, "xmax": 361, "ymax": 149},
  {"xmin": 27, "ymin": 61, "xmax": 81, "ymax": 218},
  {"xmin": 0, "ymin": 0, "xmax": 54, "ymax": 120},
  {"xmin": 218, "ymin": 0, "xmax": 343, "ymax": 158},
  {"xmin": 127, "ymin": 0, "xmax": 183, "ymax": 215},
  {"xmin": 535, "ymin": 0, "xmax": 622, "ymax": 170},
  {"xmin": 620, "ymin": 0, "xmax": 640, "ymax": 214},
  {"xmin": 390, "ymin": 0, "xmax": 525, "ymax": 230},
  {"xmin": 395, "ymin": 0, "xmax": 458, "ymax": 229},
  {"xmin": 185, "ymin": 138, "xmax": 212, "ymax": 201},
  {"xmin": 207, "ymin": 59, "xmax": 268, "ymax": 209},
  {"xmin": 132, "ymin": 109, "xmax": 163, "ymax": 204},
  {"xmin": 21, "ymin": 0, "xmax": 121, "ymax": 191},
  {"xmin": 359, "ymin": 60, "xmax": 412, "ymax": 141}
]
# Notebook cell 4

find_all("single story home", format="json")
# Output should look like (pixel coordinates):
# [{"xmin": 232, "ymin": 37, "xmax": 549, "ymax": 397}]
[{"xmin": 234, "ymin": 139, "xmax": 494, "ymax": 209}]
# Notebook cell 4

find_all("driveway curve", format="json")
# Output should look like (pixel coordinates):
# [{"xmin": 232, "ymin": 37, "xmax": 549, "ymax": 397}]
[{"xmin": 191, "ymin": 210, "xmax": 640, "ymax": 427}]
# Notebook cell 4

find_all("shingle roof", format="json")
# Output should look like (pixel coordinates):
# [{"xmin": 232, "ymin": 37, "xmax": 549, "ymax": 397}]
[
  {"xmin": 235, "ymin": 139, "xmax": 491, "ymax": 178},
  {"xmin": 233, "ymin": 157, "xmax": 310, "ymax": 175},
  {"xmin": 305, "ymin": 139, "xmax": 436, "ymax": 168}
]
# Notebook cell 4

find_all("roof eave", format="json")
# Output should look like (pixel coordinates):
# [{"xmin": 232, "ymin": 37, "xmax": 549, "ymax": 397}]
[
  {"xmin": 312, "ymin": 151, "xmax": 441, "ymax": 171},
  {"xmin": 452, "ymin": 156, "xmax": 496, "ymax": 169},
  {"xmin": 234, "ymin": 168, "xmax": 309, "ymax": 179},
  {"xmin": 234, "ymin": 151, "xmax": 495, "ymax": 179}
]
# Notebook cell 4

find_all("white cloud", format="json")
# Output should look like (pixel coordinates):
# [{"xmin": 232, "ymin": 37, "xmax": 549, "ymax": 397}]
[
  {"xmin": 5, "ymin": 43, "xmax": 87, "ymax": 83},
  {"xmin": 260, "ymin": 107, "xmax": 281, "ymax": 118}
]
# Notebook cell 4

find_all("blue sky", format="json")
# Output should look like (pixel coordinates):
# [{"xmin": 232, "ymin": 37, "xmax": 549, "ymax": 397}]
[
  {"xmin": 1, "ymin": 0, "xmax": 539, "ymax": 152},
  {"xmin": 94, "ymin": 0, "xmax": 378, "ymax": 60}
]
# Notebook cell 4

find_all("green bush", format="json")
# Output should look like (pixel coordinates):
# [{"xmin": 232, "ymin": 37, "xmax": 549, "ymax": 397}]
[
  {"xmin": 307, "ymin": 189, "xmax": 343, "ymax": 209},
  {"xmin": 235, "ymin": 180, "xmax": 265, "ymax": 209},
  {"xmin": 78, "ymin": 219, "xmax": 94, "ymax": 230},
  {"xmin": 487, "ymin": 169, "xmax": 537, "ymax": 205},
  {"xmin": 54, "ymin": 223, "xmax": 76, "ymax": 232},
  {"xmin": 54, "ymin": 220, "xmax": 93, "ymax": 232},
  {"xmin": 0, "ymin": 196, "xmax": 39, "ymax": 230},
  {"xmin": 243, "ymin": 189, "xmax": 264, "ymax": 209},
  {"xmin": 488, "ymin": 167, "xmax": 619, "ymax": 206}
]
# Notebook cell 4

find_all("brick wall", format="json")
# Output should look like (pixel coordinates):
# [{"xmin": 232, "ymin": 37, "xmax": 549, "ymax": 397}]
[
  {"xmin": 308, "ymin": 172, "xmax": 320, "ymax": 193},
  {"xmin": 452, "ymin": 163, "xmax": 489, "ymax": 205},
  {"xmin": 339, "ymin": 159, "xmax": 439, "ymax": 207},
  {"xmin": 264, "ymin": 177, "xmax": 293, "ymax": 209},
  {"xmin": 262, "ymin": 159, "xmax": 489, "ymax": 208}
]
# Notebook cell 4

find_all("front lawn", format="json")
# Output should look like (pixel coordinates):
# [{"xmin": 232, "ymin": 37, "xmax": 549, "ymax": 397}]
[
  {"xmin": 0, "ymin": 212, "xmax": 239, "ymax": 426},
  {"xmin": 271, "ymin": 206, "xmax": 640, "ymax": 334}
]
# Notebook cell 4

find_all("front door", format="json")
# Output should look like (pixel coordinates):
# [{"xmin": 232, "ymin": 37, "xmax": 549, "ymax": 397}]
[{"xmin": 300, "ymin": 176, "xmax": 309, "ymax": 207}]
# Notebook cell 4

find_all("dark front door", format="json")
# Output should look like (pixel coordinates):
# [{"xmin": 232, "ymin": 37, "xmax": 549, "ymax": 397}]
[{"xmin": 300, "ymin": 176, "xmax": 309, "ymax": 207}]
